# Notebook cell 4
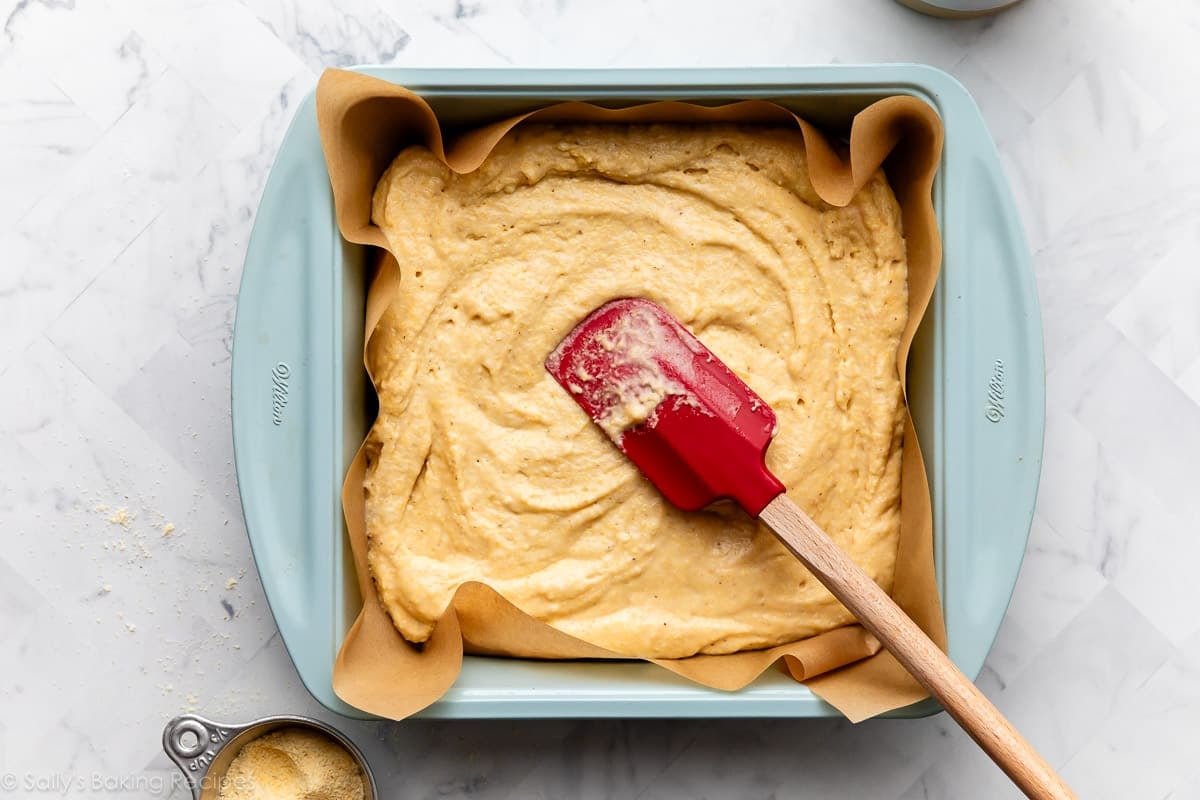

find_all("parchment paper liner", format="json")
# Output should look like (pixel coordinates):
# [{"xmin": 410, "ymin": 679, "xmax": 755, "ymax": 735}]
[{"xmin": 317, "ymin": 68, "xmax": 945, "ymax": 722}]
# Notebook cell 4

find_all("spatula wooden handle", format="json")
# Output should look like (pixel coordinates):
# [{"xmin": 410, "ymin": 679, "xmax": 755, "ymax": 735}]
[{"xmin": 760, "ymin": 494, "xmax": 1076, "ymax": 800}]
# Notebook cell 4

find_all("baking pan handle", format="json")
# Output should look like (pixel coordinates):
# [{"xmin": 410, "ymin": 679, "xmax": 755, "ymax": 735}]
[
  {"xmin": 230, "ymin": 93, "xmax": 360, "ymax": 716},
  {"xmin": 934, "ymin": 70, "xmax": 1046, "ymax": 683}
]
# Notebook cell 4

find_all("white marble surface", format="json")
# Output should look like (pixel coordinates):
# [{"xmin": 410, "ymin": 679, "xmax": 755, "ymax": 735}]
[{"xmin": 2, "ymin": 1, "xmax": 1197, "ymax": 797}]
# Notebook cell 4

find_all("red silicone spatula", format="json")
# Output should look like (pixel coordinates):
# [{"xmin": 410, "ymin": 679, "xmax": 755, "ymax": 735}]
[{"xmin": 546, "ymin": 298, "xmax": 1075, "ymax": 800}]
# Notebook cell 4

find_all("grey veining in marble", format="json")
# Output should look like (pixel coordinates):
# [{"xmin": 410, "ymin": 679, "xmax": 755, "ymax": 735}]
[{"xmin": 3, "ymin": 0, "xmax": 1199, "ymax": 797}]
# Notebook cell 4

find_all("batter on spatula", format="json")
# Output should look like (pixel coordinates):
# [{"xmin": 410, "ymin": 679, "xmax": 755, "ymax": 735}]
[{"xmin": 364, "ymin": 123, "xmax": 908, "ymax": 658}]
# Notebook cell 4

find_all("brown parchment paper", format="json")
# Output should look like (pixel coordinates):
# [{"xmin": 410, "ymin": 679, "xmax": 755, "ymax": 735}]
[{"xmin": 317, "ymin": 68, "xmax": 946, "ymax": 723}]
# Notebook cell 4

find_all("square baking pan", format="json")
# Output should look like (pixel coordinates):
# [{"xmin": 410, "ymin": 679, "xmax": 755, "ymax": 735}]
[{"xmin": 231, "ymin": 66, "xmax": 1042, "ymax": 720}]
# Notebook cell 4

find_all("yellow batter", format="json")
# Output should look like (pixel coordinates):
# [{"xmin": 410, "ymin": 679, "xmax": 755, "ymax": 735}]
[{"xmin": 365, "ymin": 124, "xmax": 908, "ymax": 659}]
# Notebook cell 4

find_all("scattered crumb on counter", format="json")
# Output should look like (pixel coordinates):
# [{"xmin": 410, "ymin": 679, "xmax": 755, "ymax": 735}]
[{"xmin": 79, "ymin": 491, "xmax": 267, "ymax": 683}]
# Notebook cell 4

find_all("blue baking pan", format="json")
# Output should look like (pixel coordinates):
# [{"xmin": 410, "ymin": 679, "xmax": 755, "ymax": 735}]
[{"xmin": 231, "ymin": 66, "xmax": 1042, "ymax": 719}]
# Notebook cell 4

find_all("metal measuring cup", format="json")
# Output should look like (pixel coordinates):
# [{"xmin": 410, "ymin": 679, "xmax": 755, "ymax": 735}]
[{"xmin": 162, "ymin": 713, "xmax": 378, "ymax": 800}]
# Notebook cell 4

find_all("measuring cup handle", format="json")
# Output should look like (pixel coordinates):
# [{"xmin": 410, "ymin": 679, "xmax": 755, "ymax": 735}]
[{"xmin": 161, "ymin": 714, "xmax": 236, "ymax": 799}]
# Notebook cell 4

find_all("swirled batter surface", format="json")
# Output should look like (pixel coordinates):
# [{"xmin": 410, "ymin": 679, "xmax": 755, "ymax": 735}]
[{"xmin": 365, "ymin": 124, "xmax": 907, "ymax": 658}]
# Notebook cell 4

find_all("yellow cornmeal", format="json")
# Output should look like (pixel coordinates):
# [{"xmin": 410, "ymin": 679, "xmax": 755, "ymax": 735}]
[
  {"xmin": 218, "ymin": 728, "xmax": 364, "ymax": 800},
  {"xmin": 365, "ymin": 124, "xmax": 908, "ymax": 659}
]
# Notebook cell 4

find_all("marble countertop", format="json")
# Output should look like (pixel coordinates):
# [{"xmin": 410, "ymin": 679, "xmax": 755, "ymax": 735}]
[{"xmin": 3, "ymin": 1, "xmax": 1198, "ymax": 797}]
